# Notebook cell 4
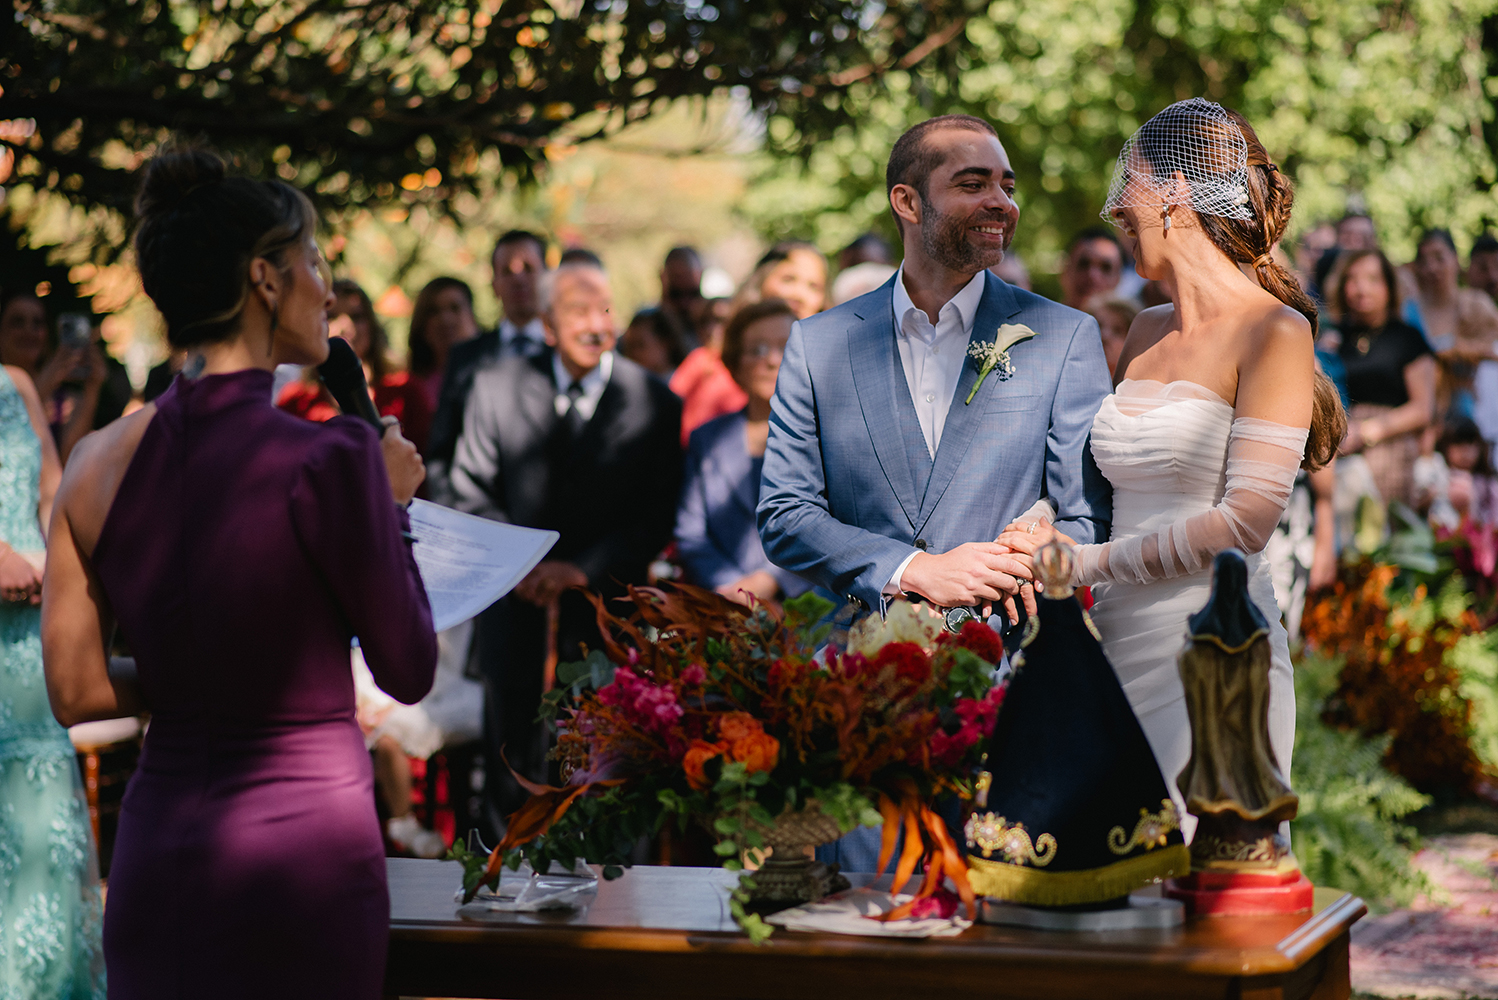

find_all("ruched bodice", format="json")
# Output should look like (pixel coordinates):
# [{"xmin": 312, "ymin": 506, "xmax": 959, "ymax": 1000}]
[
  {"xmin": 1085, "ymin": 380, "xmax": 1295, "ymax": 837},
  {"xmin": 1091, "ymin": 380, "xmax": 1234, "ymax": 534}
]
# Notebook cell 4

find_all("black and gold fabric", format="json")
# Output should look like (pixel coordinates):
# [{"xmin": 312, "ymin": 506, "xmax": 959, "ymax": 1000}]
[{"xmin": 965, "ymin": 586, "xmax": 1189, "ymax": 905}]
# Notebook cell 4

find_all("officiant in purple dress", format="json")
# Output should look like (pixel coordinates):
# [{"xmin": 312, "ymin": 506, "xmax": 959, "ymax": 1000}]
[{"xmin": 42, "ymin": 148, "xmax": 436, "ymax": 1000}]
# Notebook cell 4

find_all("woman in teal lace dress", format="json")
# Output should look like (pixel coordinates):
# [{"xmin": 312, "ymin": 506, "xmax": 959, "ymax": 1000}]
[{"xmin": 0, "ymin": 361, "xmax": 104, "ymax": 998}]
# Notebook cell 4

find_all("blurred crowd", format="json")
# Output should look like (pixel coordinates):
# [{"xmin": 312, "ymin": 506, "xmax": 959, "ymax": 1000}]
[{"xmin": 6, "ymin": 210, "xmax": 1497, "ymax": 853}]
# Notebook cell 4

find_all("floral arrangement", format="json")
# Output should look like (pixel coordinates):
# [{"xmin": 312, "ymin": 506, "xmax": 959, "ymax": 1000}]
[
  {"xmin": 450, "ymin": 585, "xmax": 1007, "ymax": 937},
  {"xmin": 1301, "ymin": 559, "xmax": 1487, "ymax": 795}
]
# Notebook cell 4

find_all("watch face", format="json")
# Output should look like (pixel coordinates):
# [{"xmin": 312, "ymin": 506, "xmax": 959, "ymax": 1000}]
[{"xmin": 943, "ymin": 605, "xmax": 978, "ymax": 633}]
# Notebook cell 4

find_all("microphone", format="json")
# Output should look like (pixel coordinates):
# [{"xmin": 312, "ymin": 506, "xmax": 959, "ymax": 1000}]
[{"xmin": 317, "ymin": 336, "xmax": 384, "ymax": 432}]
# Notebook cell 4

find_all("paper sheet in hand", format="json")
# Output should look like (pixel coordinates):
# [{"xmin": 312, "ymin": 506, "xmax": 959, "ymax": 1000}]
[{"xmin": 407, "ymin": 499, "xmax": 559, "ymax": 632}]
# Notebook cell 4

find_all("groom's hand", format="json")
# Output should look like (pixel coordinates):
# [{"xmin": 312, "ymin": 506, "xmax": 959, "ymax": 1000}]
[{"xmin": 900, "ymin": 542, "xmax": 1032, "ymax": 612}]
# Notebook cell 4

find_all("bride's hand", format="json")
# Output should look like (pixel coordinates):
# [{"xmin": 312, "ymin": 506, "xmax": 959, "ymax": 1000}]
[{"xmin": 995, "ymin": 520, "xmax": 1065, "ymax": 555}]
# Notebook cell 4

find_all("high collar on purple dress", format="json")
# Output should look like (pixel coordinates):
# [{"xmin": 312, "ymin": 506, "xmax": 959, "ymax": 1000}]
[{"xmin": 163, "ymin": 367, "xmax": 276, "ymax": 417}]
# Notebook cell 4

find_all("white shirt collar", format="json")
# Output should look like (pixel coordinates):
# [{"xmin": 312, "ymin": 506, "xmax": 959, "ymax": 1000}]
[
  {"xmin": 500, "ymin": 316, "xmax": 545, "ymax": 344},
  {"xmin": 551, "ymin": 350, "xmax": 614, "ymax": 422},
  {"xmin": 892, "ymin": 266, "xmax": 986, "ymax": 341}
]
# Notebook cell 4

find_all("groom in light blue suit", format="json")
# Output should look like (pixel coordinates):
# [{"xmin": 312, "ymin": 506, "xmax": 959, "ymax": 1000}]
[{"xmin": 758, "ymin": 114, "xmax": 1113, "ymax": 871}]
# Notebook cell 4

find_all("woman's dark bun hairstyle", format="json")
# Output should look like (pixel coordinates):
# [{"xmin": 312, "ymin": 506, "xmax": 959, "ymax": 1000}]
[
  {"xmin": 1137, "ymin": 107, "xmax": 1346, "ymax": 471},
  {"xmin": 133, "ymin": 144, "xmax": 315, "ymax": 349}
]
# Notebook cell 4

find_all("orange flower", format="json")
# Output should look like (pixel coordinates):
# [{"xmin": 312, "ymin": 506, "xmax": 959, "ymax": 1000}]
[
  {"xmin": 729, "ymin": 728, "xmax": 781, "ymax": 775},
  {"xmin": 683, "ymin": 739, "xmax": 728, "ymax": 791},
  {"xmin": 717, "ymin": 711, "xmax": 761, "ymax": 745}
]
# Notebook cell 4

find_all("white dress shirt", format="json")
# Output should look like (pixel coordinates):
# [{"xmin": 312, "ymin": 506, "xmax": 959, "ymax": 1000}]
[
  {"xmin": 885, "ymin": 267, "xmax": 986, "ymax": 595},
  {"xmin": 500, "ymin": 317, "xmax": 547, "ymax": 358},
  {"xmin": 552, "ymin": 350, "xmax": 614, "ymax": 423}
]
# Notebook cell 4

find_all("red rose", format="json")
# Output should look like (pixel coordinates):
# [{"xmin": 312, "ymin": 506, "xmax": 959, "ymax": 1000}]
[
  {"xmin": 951, "ymin": 621, "xmax": 1003, "ymax": 664},
  {"xmin": 875, "ymin": 642, "xmax": 931, "ymax": 687}
]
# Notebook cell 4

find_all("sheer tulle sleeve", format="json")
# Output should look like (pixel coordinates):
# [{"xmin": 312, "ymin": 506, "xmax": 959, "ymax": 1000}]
[{"xmin": 1072, "ymin": 418, "xmax": 1309, "ymax": 586}]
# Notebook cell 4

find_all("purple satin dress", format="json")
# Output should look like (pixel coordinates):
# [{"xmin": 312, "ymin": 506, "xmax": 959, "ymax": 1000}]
[{"xmin": 92, "ymin": 370, "xmax": 436, "ymax": 999}]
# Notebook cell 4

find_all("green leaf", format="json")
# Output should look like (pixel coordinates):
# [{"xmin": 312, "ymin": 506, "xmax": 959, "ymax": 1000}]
[
  {"xmin": 602, "ymin": 865, "xmax": 625, "ymax": 880},
  {"xmin": 712, "ymin": 840, "xmax": 741, "ymax": 856}
]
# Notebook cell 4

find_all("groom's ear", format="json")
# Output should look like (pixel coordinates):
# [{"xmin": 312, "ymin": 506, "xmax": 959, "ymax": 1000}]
[{"xmin": 890, "ymin": 183, "xmax": 923, "ymax": 230}]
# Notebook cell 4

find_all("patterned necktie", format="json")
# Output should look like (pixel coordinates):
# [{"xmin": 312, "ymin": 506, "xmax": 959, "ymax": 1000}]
[{"xmin": 565, "ymin": 380, "xmax": 586, "ymax": 438}]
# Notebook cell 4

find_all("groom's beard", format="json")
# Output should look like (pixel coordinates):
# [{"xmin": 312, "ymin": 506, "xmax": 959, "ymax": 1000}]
[{"xmin": 920, "ymin": 198, "xmax": 1011, "ymax": 273}]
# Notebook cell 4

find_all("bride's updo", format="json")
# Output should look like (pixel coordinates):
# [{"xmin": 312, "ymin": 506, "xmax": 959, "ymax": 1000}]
[{"xmin": 1105, "ymin": 99, "xmax": 1345, "ymax": 470}]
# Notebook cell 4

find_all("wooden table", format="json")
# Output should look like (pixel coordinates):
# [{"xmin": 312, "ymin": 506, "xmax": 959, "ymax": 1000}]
[{"xmin": 385, "ymin": 859, "xmax": 1365, "ymax": 1000}]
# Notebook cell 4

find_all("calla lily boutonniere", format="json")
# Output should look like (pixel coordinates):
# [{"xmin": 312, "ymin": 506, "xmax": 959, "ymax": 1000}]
[{"xmin": 965, "ymin": 323, "xmax": 1038, "ymax": 404}]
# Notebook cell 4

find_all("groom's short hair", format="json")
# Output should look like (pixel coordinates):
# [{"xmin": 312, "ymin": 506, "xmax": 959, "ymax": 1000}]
[{"xmin": 886, "ymin": 114, "xmax": 1000, "ymax": 201}]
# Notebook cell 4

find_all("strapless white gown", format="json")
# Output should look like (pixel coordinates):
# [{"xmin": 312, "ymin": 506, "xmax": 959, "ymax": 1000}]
[{"xmin": 1085, "ymin": 381, "xmax": 1295, "ymax": 839}]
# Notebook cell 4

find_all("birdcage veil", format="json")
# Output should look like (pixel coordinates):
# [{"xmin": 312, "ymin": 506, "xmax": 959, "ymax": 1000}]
[{"xmin": 1101, "ymin": 98, "xmax": 1254, "ymax": 225}]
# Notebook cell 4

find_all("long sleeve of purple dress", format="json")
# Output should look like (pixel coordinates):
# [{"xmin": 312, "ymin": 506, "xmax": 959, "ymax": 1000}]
[
  {"xmin": 290, "ymin": 419, "xmax": 436, "ymax": 704},
  {"xmin": 92, "ymin": 369, "xmax": 436, "ymax": 1000}
]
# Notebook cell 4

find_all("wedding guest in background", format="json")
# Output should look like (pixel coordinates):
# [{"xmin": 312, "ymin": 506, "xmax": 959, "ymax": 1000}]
[
  {"xmin": 670, "ymin": 298, "xmax": 748, "ymax": 445},
  {"xmin": 831, "ymin": 262, "xmax": 897, "ymax": 305},
  {"xmin": 1325, "ymin": 249, "xmax": 1435, "ymax": 507},
  {"xmin": 407, "ymin": 276, "xmax": 479, "ymax": 411},
  {"xmin": 732, "ymin": 241, "xmax": 829, "ymax": 320},
  {"xmin": 428, "ymin": 230, "xmax": 549, "ymax": 502},
  {"xmin": 677, "ymin": 298, "xmax": 812, "ymax": 611},
  {"xmin": 1468, "ymin": 233, "xmax": 1498, "ymax": 305},
  {"xmin": 838, "ymin": 232, "xmax": 895, "ymax": 269},
  {"xmin": 1294, "ymin": 219, "xmax": 1337, "ymax": 299},
  {"xmin": 990, "ymin": 250, "xmax": 1031, "ymax": 290},
  {"xmin": 278, "ymin": 279, "xmax": 433, "ymax": 455},
  {"xmin": 1417, "ymin": 417, "xmax": 1498, "ymax": 530},
  {"xmin": 1084, "ymin": 294, "xmax": 1138, "ymax": 380},
  {"xmin": 559, "ymin": 246, "xmax": 603, "ymax": 268},
  {"xmin": 1313, "ymin": 212, "xmax": 1380, "ymax": 298},
  {"xmin": 0, "ymin": 351, "xmax": 102, "ymax": 996},
  {"xmin": 451, "ymin": 259, "xmax": 682, "ymax": 826},
  {"xmin": 657, "ymin": 245, "xmax": 704, "ymax": 347},
  {"xmin": 1407, "ymin": 229, "xmax": 1498, "ymax": 353},
  {"xmin": 43, "ymin": 146, "xmax": 434, "ymax": 1000},
  {"xmin": 1058, "ymin": 226, "xmax": 1124, "ymax": 310},
  {"xmin": 0, "ymin": 294, "xmax": 131, "ymax": 462},
  {"xmin": 619, "ymin": 307, "xmax": 690, "ymax": 378}
]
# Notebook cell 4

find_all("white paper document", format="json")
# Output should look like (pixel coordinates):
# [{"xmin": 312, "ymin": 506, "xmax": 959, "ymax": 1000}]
[{"xmin": 407, "ymin": 499, "xmax": 559, "ymax": 632}]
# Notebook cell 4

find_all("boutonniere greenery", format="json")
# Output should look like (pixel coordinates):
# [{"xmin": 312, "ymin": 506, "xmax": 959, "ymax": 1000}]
[{"xmin": 965, "ymin": 323, "xmax": 1038, "ymax": 404}]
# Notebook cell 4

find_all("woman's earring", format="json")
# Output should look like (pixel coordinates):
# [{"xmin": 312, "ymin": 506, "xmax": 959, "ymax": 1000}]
[{"xmin": 1162, "ymin": 206, "xmax": 1173, "ymax": 232}]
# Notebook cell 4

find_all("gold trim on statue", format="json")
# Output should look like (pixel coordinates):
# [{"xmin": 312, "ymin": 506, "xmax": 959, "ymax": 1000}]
[
  {"xmin": 964, "ymin": 813, "xmax": 1057, "ymax": 867},
  {"xmin": 967, "ymin": 844, "xmax": 1191, "ymax": 906},
  {"xmin": 1106, "ymin": 799, "xmax": 1180, "ymax": 855}
]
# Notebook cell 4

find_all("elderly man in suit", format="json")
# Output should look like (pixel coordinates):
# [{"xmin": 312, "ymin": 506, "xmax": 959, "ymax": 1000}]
[
  {"xmin": 451, "ymin": 259, "xmax": 682, "ymax": 828},
  {"xmin": 758, "ymin": 114, "xmax": 1113, "ymax": 869}
]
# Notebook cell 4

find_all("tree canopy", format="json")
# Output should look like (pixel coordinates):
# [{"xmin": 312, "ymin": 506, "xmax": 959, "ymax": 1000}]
[
  {"xmin": 5, "ymin": 0, "xmax": 1498, "ymax": 305},
  {"xmin": 744, "ymin": 0, "xmax": 1498, "ymax": 270}
]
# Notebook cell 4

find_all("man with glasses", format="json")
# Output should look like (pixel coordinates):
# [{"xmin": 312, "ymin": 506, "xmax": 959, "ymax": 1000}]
[{"xmin": 658, "ymin": 245, "xmax": 704, "ymax": 349}]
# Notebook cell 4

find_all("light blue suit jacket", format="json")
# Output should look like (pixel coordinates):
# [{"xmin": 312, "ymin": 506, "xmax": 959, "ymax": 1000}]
[{"xmin": 758, "ymin": 271, "xmax": 1113, "ymax": 613}]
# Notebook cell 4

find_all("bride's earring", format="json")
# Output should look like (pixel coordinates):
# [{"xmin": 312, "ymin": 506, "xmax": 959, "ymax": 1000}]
[{"xmin": 1162, "ymin": 205, "xmax": 1173, "ymax": 232}]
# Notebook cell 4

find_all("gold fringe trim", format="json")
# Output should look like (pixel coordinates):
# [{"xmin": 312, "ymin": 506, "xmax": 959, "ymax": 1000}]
[{"xmin": 967, "ymin": 844, "xmax": 1191, "ymax": 906}]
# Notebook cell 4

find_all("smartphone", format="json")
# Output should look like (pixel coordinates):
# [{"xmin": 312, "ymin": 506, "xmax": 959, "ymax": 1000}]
[{"xmin": 58, "ymin": 313, "xmax": 92, "ymax": 350}]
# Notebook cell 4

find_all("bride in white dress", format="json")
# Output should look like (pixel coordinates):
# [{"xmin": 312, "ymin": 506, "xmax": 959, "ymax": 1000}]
[{"xmin": 1005, "ymin": 100, "xmax": 1344, "ymax": 837}]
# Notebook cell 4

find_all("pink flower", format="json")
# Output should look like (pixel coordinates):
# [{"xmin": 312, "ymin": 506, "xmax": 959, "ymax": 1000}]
[
  {"xmin": 906, "ymin": 888, "xmax": 960, "ymax": 920},
  {"xmin": 680, "ymin": 663, "xmax": 707, "ymax": 686}
]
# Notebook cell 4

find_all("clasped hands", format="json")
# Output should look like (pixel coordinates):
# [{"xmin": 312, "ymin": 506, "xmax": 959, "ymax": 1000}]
[
  {"xmin": 900, "ymin": 520, "xmax": 1071, "ymax": 622},
  {"xmin": 0, "ymin": 546, "xmax": 41, "ymax": 605},
  {"xmin": 514, "ymin": 560, "xmax": 588, "ymax": 607}
]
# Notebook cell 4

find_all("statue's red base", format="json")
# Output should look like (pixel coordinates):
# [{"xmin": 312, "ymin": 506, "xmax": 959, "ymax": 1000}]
[{"xmin": 1164, "ymin": 867, "xmax": 1314, "ymax": 916}]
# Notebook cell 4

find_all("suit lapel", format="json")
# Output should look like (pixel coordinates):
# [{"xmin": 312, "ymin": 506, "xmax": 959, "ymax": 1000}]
[
  {"xmin": 916, "ymin": 273, "xmax": 1024, "ymax": 529},
  {"xmin": 847, "ymin": 295, "xmax": 921, "ymax": 528},
  {"xmin": 518, "ymin": 351, "xmax": 558, "ymax": 436},
  {"xmin": 719, "ymin": 414, "xmax": 760, "ymax": 517}
]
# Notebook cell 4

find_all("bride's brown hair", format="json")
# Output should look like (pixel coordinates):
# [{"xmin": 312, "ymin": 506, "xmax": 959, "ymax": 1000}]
[{"xmin": 1138, "ymin": 108, "xmax": 1346, "ymax": 471}]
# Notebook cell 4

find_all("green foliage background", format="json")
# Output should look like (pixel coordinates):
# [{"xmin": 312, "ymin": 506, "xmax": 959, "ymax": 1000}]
[{"xmin": 743, "ymin": 0, "xmax": 1498, "ymax": 277}]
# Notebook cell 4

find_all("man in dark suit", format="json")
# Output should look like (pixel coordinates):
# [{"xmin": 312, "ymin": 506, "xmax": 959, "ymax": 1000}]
[
  {"xmin": 427, "ymin": 229, "xmax": 550, "ymax": 503},
  {"xmin": 450, "ymin": 259, "xmax": 683, "ymax": 828}
]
